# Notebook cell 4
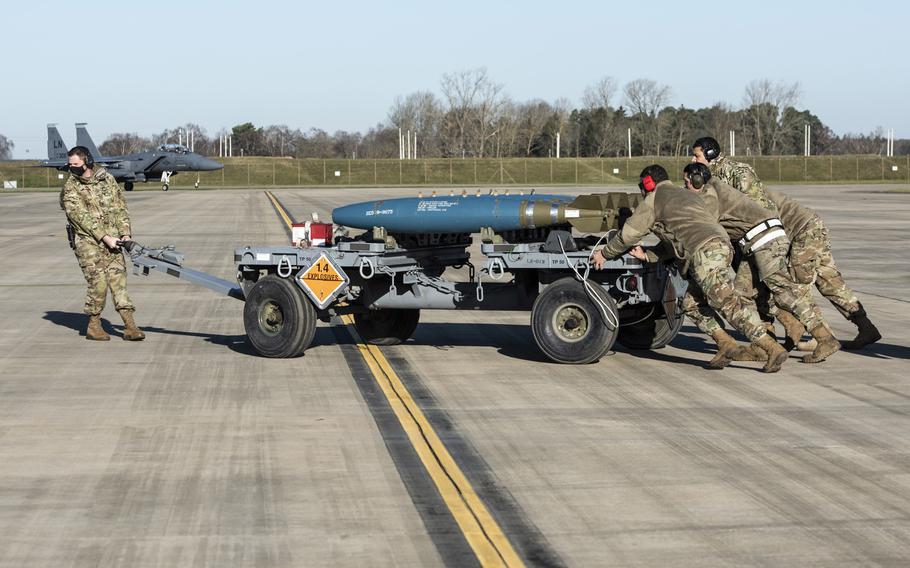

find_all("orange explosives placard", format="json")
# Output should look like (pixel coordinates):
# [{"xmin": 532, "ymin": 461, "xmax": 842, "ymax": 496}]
[{"xmin": 298, "ymin": 253, "xmax": 347, "ymax": 308}]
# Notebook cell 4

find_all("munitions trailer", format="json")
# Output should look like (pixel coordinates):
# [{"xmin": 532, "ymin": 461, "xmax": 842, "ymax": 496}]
[{"xmin": 127, "ymin": 200, "xmax": 687, "ymax": 365}]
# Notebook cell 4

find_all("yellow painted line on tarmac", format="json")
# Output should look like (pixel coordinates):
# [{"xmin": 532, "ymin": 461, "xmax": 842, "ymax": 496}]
[
  {"xmin": 265, "ymin": 191, "xmax": 295, "ymax": 228},
  {"xmin": 267, "ymin": 191, "xmax": 525, "ymax": 568}
]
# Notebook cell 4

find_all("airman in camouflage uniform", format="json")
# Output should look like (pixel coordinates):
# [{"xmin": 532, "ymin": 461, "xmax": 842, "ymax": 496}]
[
  {"xmin": 593, "ymin": 165, "xmax": 787, "ymax": 372},
  {"xmin": 767, "ymin": 188, "xmax": 881, "ymax": 350},
  {"xmin": 692, "ymin": 137, "xmax": 777, "ymax": 212},
  {"xmin": 681, "ymin": 163, "xmax": 840, "ymax": 364},
  {"xmin": 693, "ymin": 136, "xmax": 881, "ymax": 351},
  {"xmin": 694, "ymin": 138, "xmax": 814, "ymax": 349},
  {"xmin": 60, "ymin": 146, "xmax": 145, "ymax": 341}
]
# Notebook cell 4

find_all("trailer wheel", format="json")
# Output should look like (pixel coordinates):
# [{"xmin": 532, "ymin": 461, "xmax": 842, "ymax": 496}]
[
  {"xmin": 353, "ymin": 309, "xmax": 420, "ymax": 346},
  {"xmin": 243, "ymin": 275, "xmax": 316, "ymax": 357},
  {"xmin": 617, "ymin": 308, "xmax": 684, "ymax": 350},
  {"xmin": 531, "ymin": 278, "xmax": 617, "ymax": 364}
]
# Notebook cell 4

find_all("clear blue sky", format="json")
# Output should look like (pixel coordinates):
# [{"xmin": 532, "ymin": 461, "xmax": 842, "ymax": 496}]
[{"xmin": 3, "ymin": 0, "xmax": 906, "ymax": 158}]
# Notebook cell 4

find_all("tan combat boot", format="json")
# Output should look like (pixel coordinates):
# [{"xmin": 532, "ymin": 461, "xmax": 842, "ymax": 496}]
[
  {"xmin": 775, "ymin": 310, "xmax": 806, "ymax": 352},
  {"xmin": 733, "ymin": 321, "xmax": 774, "ymax": 362},
  {"xmin": 706, "ymin": 329, "xmax": 745, "ymax": 369},
  {"xmin": 752, "ymin": 334, "xmax": 788, "ymax": 373},
  {"xmin": 85, "ymin": 314, "xmax": 110, "ymax": 341},
  {"xmin": 802, "ymin": 324, "xmax": 839, "ymax": 363},
  {"xmin": 119, "ymin": 309, "xmax": 146, "ymax": 341},
  {"xmin": 733, "ymin": 343, "xmax": 766, "ymax": 362}
]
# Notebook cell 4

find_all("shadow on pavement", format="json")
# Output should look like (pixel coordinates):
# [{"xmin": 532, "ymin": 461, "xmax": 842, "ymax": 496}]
[{"xmin": 44, "ymin": 310, "xmax": 339, "ymax": 357}]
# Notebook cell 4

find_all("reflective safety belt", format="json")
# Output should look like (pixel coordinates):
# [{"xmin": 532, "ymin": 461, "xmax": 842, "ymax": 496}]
[{"xmin": 739, "ymin": 218, "xmax": 786, "ymax": 252}]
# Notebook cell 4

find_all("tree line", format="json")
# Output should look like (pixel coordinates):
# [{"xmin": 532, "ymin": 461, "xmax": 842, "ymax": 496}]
[{"xmin": 0, "ymin": 69, "xmax": 904, "ymax": 162}]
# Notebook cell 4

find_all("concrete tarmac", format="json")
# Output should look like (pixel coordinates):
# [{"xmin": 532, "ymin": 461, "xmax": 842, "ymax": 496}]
[{"xmin": 1, "ymin": 184, "xmax": 908, "ymax": 567}]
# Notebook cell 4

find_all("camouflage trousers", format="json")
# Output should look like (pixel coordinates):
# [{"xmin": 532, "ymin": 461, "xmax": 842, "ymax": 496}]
[
  {"xmin": 751, "ymin": 237, "xmax": 826, "ymax": 332},
  {"xmin": 687, "ymin": 237, "xmax": 827, "ymax": 335},
  {"xmin": 789, "ymin": 216, "xmax": 860, "ymax": 319},
  {"xmin": 73, "ymin": 238, "xmax": 135, "ymax": 315},
  {"xmin": 684, "ymin": 238, "xmax": 767, "ymax": 342}
]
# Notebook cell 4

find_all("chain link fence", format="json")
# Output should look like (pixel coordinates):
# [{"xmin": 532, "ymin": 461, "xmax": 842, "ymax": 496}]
[{"xmin": 2, "ymin": 155, "xmax": 909, "ymax": 189}]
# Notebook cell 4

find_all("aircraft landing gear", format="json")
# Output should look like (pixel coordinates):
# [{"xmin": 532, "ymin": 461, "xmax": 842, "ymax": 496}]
[
  {"xmin": 124, "ymin": 181, "xmax": 134, "ymax": 192},
  {"xmin": 160, "ymin": 171, "xmax": 173, "ymax": 192}
]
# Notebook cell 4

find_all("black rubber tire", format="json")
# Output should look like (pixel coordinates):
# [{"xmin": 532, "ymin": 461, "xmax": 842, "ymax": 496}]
[
  {"xmin": 531, "ymin": 278, "xmax": 618, "ymax": 364},
  {"xmin": 617, "ymin": 307, "xmax": 684, "ymax": 350},
  {"xmin": 243, "ymin": 275, "xmax": 316, "ymax": 357},
  {"xmin": 162, "ymin": 184, "xmax": 169, "ymax": 191},
  {"xmin": 124, "ymin": 181, "xmax": 134, "ymax": 192},
  {"xmin": 354, "ymin": 309, "xmax": 420, "ymax": 346}
]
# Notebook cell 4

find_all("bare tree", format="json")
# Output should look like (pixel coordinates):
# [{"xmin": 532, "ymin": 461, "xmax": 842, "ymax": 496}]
[
  {"xmin": 831, "ymin": 127, "xmax": 887, "ymax": 155},
  {"xmin": 582, "ymin": 76, "xmax": 618, "ymax": 110},
  {"xmin": 517, "ymin": 100, "xmax": 553, "ymax": 156},
  {"xmin": 260, "ymin": 125, "xmax": 302, "ymax": 157},
  {"xmin": 99, "ymin": 133, "xmax": 152, "ymax": 156},
  {"xmin": 623, "ymin": 79, "xmax": 672, "ymax": 117},
  {"xmin": 696, "ymin": 103, "xmax": 739, "ymax": 152},
  {"xmin": 440, "ymin": 67, "xmax": 504, "ymax": 157},
  {"xmin": 623, "ymin": 79, "xmax": 672, "ymax": 155},
  {"xmin": 389, "ymin": 91, "xmax": 442, "ymax": 157},
  {"xmin": 742, "ymin": 79, "xmax": 801, "ymax": 155},
  {"xmin": 332, "ymin": 130, "xmax": 362, "ymax": 159},
  {"xmin": 582, "ymin": 77, "xmax": 620, "ymax": 156},
  {"xmin": 493, "ymin": 100, "xmax": 521, "ymax": 158},
  {"xmin": 360, "ymin": 124, "xmax": 401, "ymax": 158},
  {"xmin": 0, "ymin": 134, "xmax": 14, "ymax": 160}
]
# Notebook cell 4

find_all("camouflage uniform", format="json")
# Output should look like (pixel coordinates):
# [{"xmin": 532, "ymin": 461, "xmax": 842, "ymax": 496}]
[
  {"xmin": 768, "ymin": 189, "xmax": 860, "ymax": 318},
  {"xmin": 686, "ymin": 239, "xmax": 769, "ymax": 342},
  {"xmin": 600, "ymin": 180, "xmax": 768, "ymax": 343},
  {"xmin": 707, "ymin": 153, "xmax": 777, "ymax": 213},
  {"xmin": 60, "ymin": 166, "xmax": 135, "ymax": 316},
  {"xmin": 690, "ymin": 178, "xmax": 827, "ymax": 334},
  {"xmin": 708, "ymin": 153, "xmax": 780, "ymax": 320}
]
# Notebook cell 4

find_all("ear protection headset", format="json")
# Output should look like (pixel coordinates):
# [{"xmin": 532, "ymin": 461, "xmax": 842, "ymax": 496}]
[
  {"xmin": 639, "ymin": 175, "xmax": 657, "ymax": 192},
  {"xmin": 70, "ymin": 145, "xmax": 94, "ymax": 167},
  {"xmin": 684, "ymin": 163, "xmax": 711, "ymax": 190},
  {"xmin": 693, "ymin": 137, "xmax": 720, "ymax": 162}
]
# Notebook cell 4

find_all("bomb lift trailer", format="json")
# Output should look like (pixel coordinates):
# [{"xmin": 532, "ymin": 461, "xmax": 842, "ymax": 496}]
[{"xmin": 126, "ymin": 196, "xmax": 687, "ymax": 364}]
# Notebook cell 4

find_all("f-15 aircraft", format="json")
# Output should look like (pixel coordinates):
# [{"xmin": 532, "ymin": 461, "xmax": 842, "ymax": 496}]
[{"xmin": 41, "ymin": 123, "xmax": 223, "ymax": 191}]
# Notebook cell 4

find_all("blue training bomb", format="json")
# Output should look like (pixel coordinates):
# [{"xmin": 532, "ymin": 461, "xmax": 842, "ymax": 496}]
[{"xmin": 332, "ymin": 192, "xmax": 606, "ymax": 234}]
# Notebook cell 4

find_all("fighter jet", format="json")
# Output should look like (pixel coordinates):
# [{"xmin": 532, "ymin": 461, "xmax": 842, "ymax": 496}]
[{"xmin": 40, "ymin": 123, "xmax": 223, "ymax": 191}]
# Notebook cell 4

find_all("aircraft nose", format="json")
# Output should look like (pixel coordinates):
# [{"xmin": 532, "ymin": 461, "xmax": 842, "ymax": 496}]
[{"xmin": 197, "ymin": 157, "xmax": 223, "ymax": 171}]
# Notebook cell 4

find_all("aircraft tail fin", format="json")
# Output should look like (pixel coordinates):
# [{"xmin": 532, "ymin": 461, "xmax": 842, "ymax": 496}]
[
  {"xmin": 47, "ymin": 124, "xmax": 68, "ymax": 161},
  {"xmin": 75, "ymin": 123, "xmax": 103, "ymax": 161}
]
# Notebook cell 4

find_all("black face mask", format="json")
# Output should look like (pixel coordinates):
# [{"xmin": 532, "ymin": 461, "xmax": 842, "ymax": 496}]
[{"xmin": 69, "ymin": 165, "xmax": 87, "ymax": 176}]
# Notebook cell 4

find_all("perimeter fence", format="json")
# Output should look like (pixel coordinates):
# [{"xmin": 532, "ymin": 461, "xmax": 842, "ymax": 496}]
[{"xmin": 2, "ymin": 155, "xmax": 908, "ymax": 189}]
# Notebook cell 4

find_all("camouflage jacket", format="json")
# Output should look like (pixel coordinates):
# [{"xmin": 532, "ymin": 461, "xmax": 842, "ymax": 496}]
[
  {"xmin": 708, "ymin": 153, "xmax": 778, "ymax": 213},
  {"xmin": 59, "ymin": 166, "xmax": 131, "ymax": 243},
  {"xmin": 599, "ymin": 180, "xmax": 728, "ymax": 262},
  {"xmin": 700, "ymin": 178, "xmax": 777, "ymax": 242},
  {"xmin": 765, "ymin": 189, "xmax": 818, "ymax": 237}
]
